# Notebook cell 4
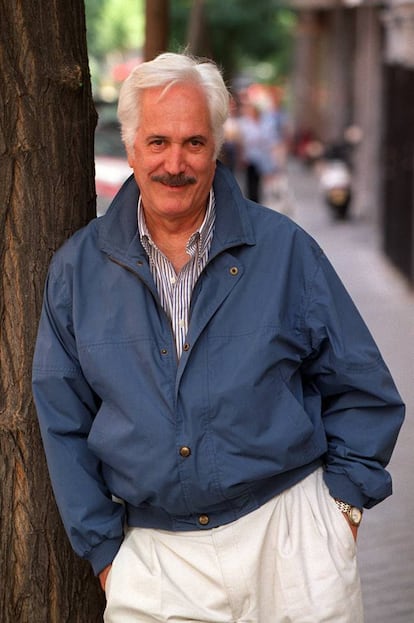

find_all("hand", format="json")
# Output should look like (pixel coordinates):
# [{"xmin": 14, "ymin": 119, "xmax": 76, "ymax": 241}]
[
  {"xmin": 99, "ymin": 564, "xmax": 112, "ymax": 592},
  {"xmin": 343, "ymin": 513, "xmax": 359, "ymax": 542}
]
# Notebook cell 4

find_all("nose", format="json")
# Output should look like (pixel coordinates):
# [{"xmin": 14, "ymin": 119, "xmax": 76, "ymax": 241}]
[{"xmin": 164, "ymin": 143, "xmax": 186, "ymax": 174}]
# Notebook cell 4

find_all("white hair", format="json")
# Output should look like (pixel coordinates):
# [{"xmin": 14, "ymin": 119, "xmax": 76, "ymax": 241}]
[{"xmin": 117, "ymin": 52, "xmax": 230, "ymax": 159}]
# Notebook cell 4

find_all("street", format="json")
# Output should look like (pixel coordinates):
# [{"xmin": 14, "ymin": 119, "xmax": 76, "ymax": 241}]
[{"xmin": 278, "ymin": 160, "xmax": 414, "ymax": 623}]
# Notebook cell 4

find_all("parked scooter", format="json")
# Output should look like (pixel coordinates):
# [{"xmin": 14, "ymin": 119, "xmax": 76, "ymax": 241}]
[
  {"xmin": 319, "ymin": 141, "xmax": 352, "ymax": 220},
  {"xmin": 318, "ymin": 126, "xmax": 362, "ymax": 220}
]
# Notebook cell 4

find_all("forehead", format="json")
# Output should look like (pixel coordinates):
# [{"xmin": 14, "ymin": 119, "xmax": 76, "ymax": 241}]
[{"xmin": 138, "ymin": 83, "xmax": 212, "ymax": 132}]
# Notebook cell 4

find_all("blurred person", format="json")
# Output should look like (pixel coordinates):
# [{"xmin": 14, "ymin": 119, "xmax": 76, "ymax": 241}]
[
  {"xmin": 261, "ymin": 85, "xmax": 291, "ymax": 203},
  {"xmin": 262, "ymin": 86, "xmax": 288, "ymax": 164},
  {"xmin": 238, "ymin": 100, "xmax": 273, "ymax": 202},
  {"xmin": 220, "ymin": 95, "xmax": 241, "ymax": 172},
  {"xmin": 32, "ymin": 52, "xmax": 404, "ymax": 623}
]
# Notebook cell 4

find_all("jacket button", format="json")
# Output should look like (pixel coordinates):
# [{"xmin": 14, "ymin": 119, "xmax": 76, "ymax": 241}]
[
  {"xmin": 198, "ymin": 515, "xmax": 210, "ymax": 526},
  {"xmin": 161, "ymin": 348, "xmax": 168, "ymax": 355},
  {"xmin": 183, "ymin": 343, "xmax": 190, "ymax": 352},
  {"xmin": 229, "ymin": 266, "xmax": 238, "ymax": 275},
  {"xmin": 179, "ymin": 446, "xmax": 191, "ymax": 458}
]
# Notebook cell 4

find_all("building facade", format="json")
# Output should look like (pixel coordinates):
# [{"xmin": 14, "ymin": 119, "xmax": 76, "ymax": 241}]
[{"xmin": 289, "ymin": 0, "xmax": 414, "ymax": 284}]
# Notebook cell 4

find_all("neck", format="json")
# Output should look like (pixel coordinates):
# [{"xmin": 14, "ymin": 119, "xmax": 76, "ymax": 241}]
[{"xmin": 143, "ymin": 206, "xmax": 206, "ymax": 273}]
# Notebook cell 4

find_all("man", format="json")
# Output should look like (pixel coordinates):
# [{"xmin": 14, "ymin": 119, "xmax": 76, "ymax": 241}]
[{"xmin": 32, "ymin": 53, "xmax": 404, "ymax": 622}]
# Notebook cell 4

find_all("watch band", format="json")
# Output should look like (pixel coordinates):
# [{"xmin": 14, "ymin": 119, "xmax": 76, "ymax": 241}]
[
  {"xmin": 334, "ymin": 499, "xmax": 352, "ymax": 513},
  {"xmin": 334, "ymin": 498, "xmax": 363, "ymax": 526}
]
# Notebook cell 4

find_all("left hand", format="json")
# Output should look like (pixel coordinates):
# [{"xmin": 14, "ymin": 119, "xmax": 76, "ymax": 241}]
[
  {"xmin": 343, "ymin": 513, "xmax": 359, "ymax": 542},
  {"xmin": 99, "ymin": 564, "xmax": 112, "ymax": 592}
]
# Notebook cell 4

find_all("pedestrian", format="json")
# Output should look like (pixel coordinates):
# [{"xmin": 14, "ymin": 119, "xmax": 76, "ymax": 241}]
[
  {"xmin": 220, "ymin": 95, "xmax": 241, "ymax": 172},
  {"xmin": 260, "ymin": 85, "xmax": 293, "ymax": 211},
  {"xmin": 32, "ymin": 52, "xmax": 404, "ymax": 623},
  {"xmin": 238, "ymin": 99, "xmax": 273, "ymax": 202}
]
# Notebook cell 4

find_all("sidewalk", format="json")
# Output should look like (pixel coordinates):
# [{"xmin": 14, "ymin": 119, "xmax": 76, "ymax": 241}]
[{"xmin": 278, "ymin": 160, "xmax": 414, "ymax": 623}]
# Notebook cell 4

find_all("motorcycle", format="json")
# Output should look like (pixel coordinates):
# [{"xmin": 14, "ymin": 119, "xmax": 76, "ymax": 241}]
[
  {"xmin": 319, "ymin": 156, "xmax": 352, "ymax": 220},
  {"xmin": 318, "ymin": 127, "xmax": 362, "ymax": 220}
]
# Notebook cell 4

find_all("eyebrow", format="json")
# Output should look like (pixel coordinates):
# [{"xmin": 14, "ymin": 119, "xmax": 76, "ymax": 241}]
[
  {"xmin": 146, "ymin": 134, "xmax": 208, "ymax": 143},
  {"xmin": 188, "ymin": 135, "xmax": 208, "ymax": 143}
]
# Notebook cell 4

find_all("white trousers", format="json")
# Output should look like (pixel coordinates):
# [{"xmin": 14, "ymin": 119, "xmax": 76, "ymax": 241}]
[{"xmin": 104, "ymin": 468, "xmax": 364, "ymax": 622}]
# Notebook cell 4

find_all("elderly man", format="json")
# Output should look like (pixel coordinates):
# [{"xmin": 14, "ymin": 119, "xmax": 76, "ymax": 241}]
[{"xmin": 33, "ymin": 52, "xmax": 404, "ymax": 622}]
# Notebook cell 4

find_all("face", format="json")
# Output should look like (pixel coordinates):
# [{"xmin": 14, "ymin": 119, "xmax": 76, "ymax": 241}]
[{"xmin": 127, "ymin": 82, "xmax": 217, "ymax": 228}]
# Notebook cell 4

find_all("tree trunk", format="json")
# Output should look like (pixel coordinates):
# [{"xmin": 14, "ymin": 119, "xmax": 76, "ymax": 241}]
[
  {"xmin": 144, "ymin": 0, "xmax": 169, "ymax": 61},
  {"xmin": 0, "ymin": 1, "xmax": 105, "ymax": 621},
  {"xmin": 187, "ymin": 0, "xmax": 212, "ymax": 58}
]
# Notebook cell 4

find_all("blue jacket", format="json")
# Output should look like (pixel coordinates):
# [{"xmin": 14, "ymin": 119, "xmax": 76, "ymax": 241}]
[{"xmin": 32, "ymin": 162, "xmax": 404, "ymax": 575}]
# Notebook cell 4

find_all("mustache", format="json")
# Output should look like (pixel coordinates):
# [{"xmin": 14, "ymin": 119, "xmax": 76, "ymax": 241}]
[{"xmin": 151, "ymin": 173, "xmax": 197, "ymax": 187}]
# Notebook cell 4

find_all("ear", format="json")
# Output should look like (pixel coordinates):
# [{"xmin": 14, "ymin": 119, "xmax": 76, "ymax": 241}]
[{"xmin": 126, "ymin": 148, "xmax": 135, "ymax": 168}]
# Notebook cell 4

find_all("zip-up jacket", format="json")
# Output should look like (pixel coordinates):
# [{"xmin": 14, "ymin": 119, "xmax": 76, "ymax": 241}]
[{"xmin": 32, "ymin": 162, "xmax": 405, "ymax": 575}]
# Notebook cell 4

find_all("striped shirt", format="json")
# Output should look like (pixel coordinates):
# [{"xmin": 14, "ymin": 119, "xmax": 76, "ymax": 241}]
[{"xmin": 138, "ymin": 190, "xmax": 216, "ymax": 358}]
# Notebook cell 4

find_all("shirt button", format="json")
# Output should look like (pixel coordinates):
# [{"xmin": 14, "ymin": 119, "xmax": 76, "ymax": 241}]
[
  {"xmin": 198, "ymin": 515, "xmax": 210, "ymax": 526},
  {"xmin": 179, "ymin": 446, "xmax": 191, "ymax": 458}
]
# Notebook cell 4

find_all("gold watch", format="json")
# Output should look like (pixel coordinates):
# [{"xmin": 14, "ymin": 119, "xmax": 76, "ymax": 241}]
[{"xmin": 334, "ymin": 499, "xmax": 363, "ymax": 526}]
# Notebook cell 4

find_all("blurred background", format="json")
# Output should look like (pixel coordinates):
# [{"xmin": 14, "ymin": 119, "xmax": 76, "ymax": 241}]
[
  {"xmin": 86, "ymin": 2, "xmax": 414, "ymax": 622},
  {"xmin": 88, "ymin": 0, "xmax": 414, "ymax": 290}
]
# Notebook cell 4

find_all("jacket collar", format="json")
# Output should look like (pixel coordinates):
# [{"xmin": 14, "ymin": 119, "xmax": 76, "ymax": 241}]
[{"xmin": 97, "ymin": 161, "xmax": 255, "ymax": 262}]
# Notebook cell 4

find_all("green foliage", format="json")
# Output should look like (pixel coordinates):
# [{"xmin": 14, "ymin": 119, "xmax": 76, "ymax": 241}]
[
  {"xmin": 84, "ymin": 0, "xmax": 295, "ymax": 89},
  {"xmin": 85, "ymin": 0, "xmax": 144, "ymax": 60},
  {"xmin": 169, "ymin": 0, "xmax": 296, "ymax": 83}
]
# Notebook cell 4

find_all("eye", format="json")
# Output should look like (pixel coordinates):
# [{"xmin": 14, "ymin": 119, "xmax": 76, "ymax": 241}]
[
  {"xmin": 148, "ymin": 137, "xmax": 166, "ymax": 150},
  {"xmin": 188, "ymin": 137, "xmax": 205, "ymax": 150}
]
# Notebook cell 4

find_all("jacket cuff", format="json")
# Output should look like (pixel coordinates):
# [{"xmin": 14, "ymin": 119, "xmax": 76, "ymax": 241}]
[
  {"xmin": 323, "ymin": 470, "xmax": 367, "ymax": 509},
  {"xmin": 86, "ymin": 537, "xmax": 123, "ymax": 576}
]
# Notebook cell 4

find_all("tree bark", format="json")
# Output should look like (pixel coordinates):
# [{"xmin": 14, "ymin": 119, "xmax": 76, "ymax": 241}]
[
  {"xmin": 144, "ymin": 0, "xmax": 169, "ymax": 61},
  {"xmin": 0, "ymin": 1, "xmax": 105, "ymax": 621},
  {"xmin": 187, "ymin": 0, "xmax": 212, "ymax": 58}
]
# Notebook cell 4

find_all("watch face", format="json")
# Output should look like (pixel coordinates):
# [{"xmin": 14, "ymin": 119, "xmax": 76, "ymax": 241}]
[{"xmin": 349, "ymin": 507, "xmax": 363, "ymax": 526}]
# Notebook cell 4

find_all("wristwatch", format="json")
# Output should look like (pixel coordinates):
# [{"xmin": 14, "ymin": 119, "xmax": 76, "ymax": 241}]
[{"xmin": 334, "ymin": 499, "xmax": 363, "ymax": 526}]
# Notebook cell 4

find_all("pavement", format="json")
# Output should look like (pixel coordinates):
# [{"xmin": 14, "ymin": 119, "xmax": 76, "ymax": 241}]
[{"xmin": 269, "ymin": 160, "xmax": 414, "ymax": 623}]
